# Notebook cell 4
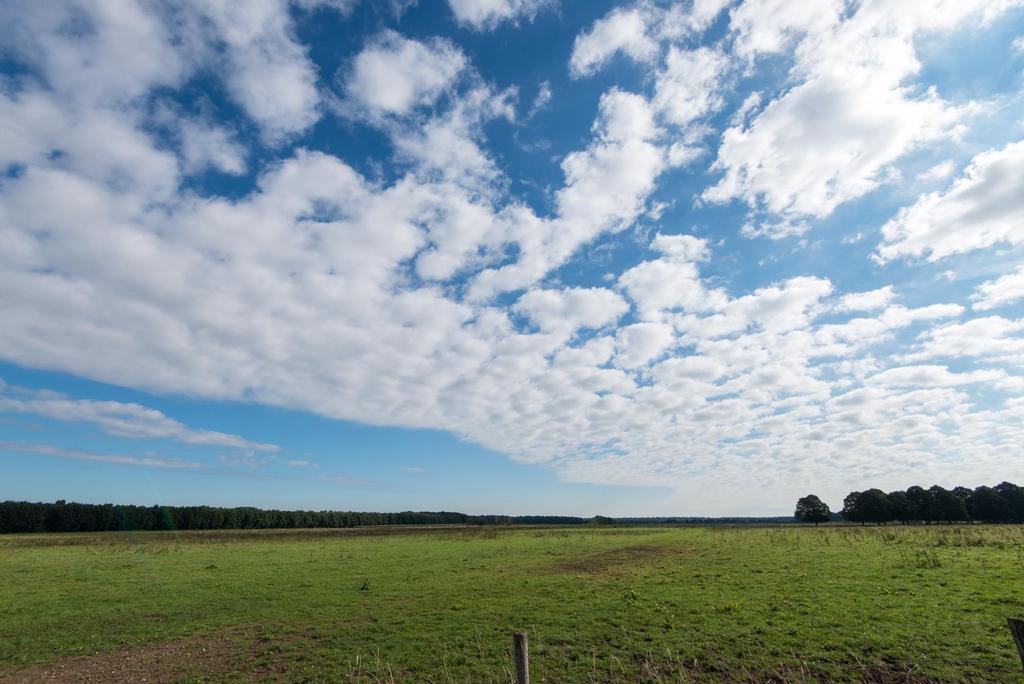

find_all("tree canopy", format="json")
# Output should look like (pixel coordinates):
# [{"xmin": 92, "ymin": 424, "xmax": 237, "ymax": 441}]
[
  {"xmin": 839, "ymin": 481, "xmax": 1022, "ymax": 525},
  {"xmin": 794, "ymin": 495, "xmax": 831, "ymax": 525},
  {"xmin": 0, "ymin": 501, "xmax": 588, "ymax": 534}
]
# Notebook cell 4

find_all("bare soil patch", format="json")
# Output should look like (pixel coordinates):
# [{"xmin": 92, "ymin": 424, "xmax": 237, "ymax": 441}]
[
  {"xmin": 2, "ymin": 625, "xmax": 289, "ymax": 683},
  {"xmin": 550, "ymin": 544, "xmax": 668, "ymax": 574}
]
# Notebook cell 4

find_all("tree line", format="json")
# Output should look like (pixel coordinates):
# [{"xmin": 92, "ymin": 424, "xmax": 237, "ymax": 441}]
[
  {"xmin": 795, "ymin": 481, "xmax": 1024, "ymax": 525},
  {"xmin": 0, "ymin": 500, "xmax": 587, "ymax": 534}
]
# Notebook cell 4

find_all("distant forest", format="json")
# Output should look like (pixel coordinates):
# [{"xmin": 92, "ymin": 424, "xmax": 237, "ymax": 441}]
[
  {"xmin": 0, "ymin": 501, "xmax": 817, "ymax": 534},
  {"xmin": 6, "ymin": 484, "xmax": 1022, "ymax": 534},
  {"xmin": 792, "ymin": 481, "xmax": 1024, "ymax": 525},
  {"xmin": 0, "ymin": 501, "xmax": 587, "ymax": 534},
  {"xmin": 838, "ymin": 482, "xmax": 1024, "ymax": 524}
]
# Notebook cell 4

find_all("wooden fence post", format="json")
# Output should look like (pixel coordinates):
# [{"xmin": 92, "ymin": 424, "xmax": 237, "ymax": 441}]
[
  {"xmin": 1009, "ymin": 618, "xmax": 1024, "ymax": 669},
  {"xmin": 513, "ymin": 631, "xmax": 529, "ymax": 684}
]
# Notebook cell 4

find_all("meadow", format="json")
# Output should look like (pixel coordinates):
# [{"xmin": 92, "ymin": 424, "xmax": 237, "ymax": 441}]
[{"xmin": 1, "ymin": 524, "xmax": 1022, "ymax": 683}]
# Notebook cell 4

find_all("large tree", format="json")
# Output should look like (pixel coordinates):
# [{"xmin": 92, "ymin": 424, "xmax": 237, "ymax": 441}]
[
  {"xmin": 794, "ymin": 495, "xmax": 831, "ymax": 525},
  {"xmin": 841, "ymin": 491, "xmax": 863, "ymax": 524},
  {"xmin": 857, "ymin": 489, "xmax": 894, "ymax": 525},
  {"xmin": 970, "ymin": 486, "xmax": 1014, "ymax": 523},
  {"xmin": 887, "ymin": 491, "xmax": 913, "ymax": 524},
  {"xmin": 952, "ymin": 487, "xmax": 974, "ymax": 521},
  {"xmin": 994, "ymin": 482, "xmax": 1024, "ymax": 522},
  {"xmin": 906, "ymin": 485, "xmax": 933, "ymax": 524},
  {"xmin": 930, "ymin": 485, "xmax": 968, "ymax": 523}
]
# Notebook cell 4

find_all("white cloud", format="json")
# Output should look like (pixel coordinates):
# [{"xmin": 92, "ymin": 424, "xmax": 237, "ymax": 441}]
[
  {"xmin": 448, "ymin": 0, "xmax": 551, "ymax": 30},
  {"xmin": 903, "ymin": 316, "xmax": 1024, "ymax": 363},
  {"xmin": 177, "ymin": 119, "xmax": 247, "ymax": 176},
  {"xmin": 618, "ymin": 234, "xmax": 725, "ymax": 319},
  {"xmin": 198, "ymin": 1, "xmax": 324, "ymax": 141},
  {"xmin": 0, "ymin": 0, "xmax": 324, "ymax": 176},
  {"xmin": 468, "ymin": 89, "xmax": 665, "ymax": 299},
  {"xmin": 740, "ymin": 218, "xmax": 810, "ymax": 240},
  {"xmin": 4, "ymin": 0, "xmax": 1024, "ymax": 514},
  {"xmin": 392, "ymin": 84, "xmax": 514, "ymax": 188},
  {"xmin": 1, "ymin": 442, "xmax": 200, "ymax": 469},
  {"xmin": 835, "ymin": 286, "xmax": 895, "ymax": 313},
  {"xmin": 877, "ymin": 141, "xmax": 1024, "ymax": 262},
  {"xmin": 0, "ymin": 1, "xmax": 190, "ymax": 106},
  {"xmin": 569, "ymin": 0, "xmax": 731, "ymax": 78},
  {"xmin": 650, "ymin": 233, "xmax": 712, "ymax": 261},
  {"xmin": 729, "ymin": 0, "xmax": 844, "ymax": 59},
  {"xmin": 0, "ymin": 88, "xmax": 181, "ymax": 201},
  {"xmin": 0, "ymin": 383, "xmax": 279, "ymax": 452},
  {"xmin": 570, "ymin": 7, "xmax": 658, "ymax": 77},
  {"xmin": 972, "ymin": 266, "xmax": 1024, "ymax": 311},
  {"xmin": 528, "ymin": 81, "xmax": 553, "ymax": 117},
  {"xmin": 706, "ymin": 0, "xmax": 1006, "ymax": 226},
  {"xmin": 814, "ymin": 303, "xmax": 963, "ymax": 355},
  {"xmin": 513, "ymin": 287, "xmax": 628, "ymax": 337},
  {"xmin": 676, "ymin": 276, "xmax": 834, "ymax": 339},
  {"xmin": 919, "ymin": 159, "xmax": 955, "ymax": 182},
  {"xmin": 653, "ymin": 46, "xmax": 731, "ymax": 127},
  {"xmin": 614, "ymin": 322, "xmax": 676, "ymax": 368},
  {"xmin": 343, "ymin": 31, "xmax": 466, "ymax": 117},
  {"xmin": 866, "ymin": 365, "xmax": 1005, "ymax": 388},
  {"xmin": 706, "ymin": 76, "xmax": 963, "ymax": 219}
]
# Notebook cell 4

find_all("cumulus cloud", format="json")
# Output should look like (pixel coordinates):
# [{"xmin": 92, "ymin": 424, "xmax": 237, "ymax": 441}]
[
  {"xmin": 198, "ymin": 1, "xmax": 324, "ymax": 141},
  {"xmin": 342, "ymin": 31, "xmax": 466, "ymax": 117},
  {"xmin": 570, "ymin": 1, "xmax": 731, "ymax": 145},
  {"xmin": 448, "ymin": 0, "xmax": 551, "ymax": 30},
  {"xmin": 728, "ymin": 0, "xmax": 844, "ymax": 59},
  {"xmin": 514, "ymin": 287, "xmax": 628, "ymax": 338},
  {"xmin": 705, "ymin": 76, "xmax": 963, "ymax": 220},
  {"xmin": 835, "ymin": 286, "xmax": 895, "ymax": 313},
  {"xmin": 618, "ymin": 234, "xmax": 725, "ymax": 319},
  {"xmin": 570, "ymin": 0, "xmax": 730, "ymax": 78},
  {"xmin": 570, "ymin": 6, "xmax": 658, "ymax": 77},
  {"xmin": 468, "ymin": 89, "xmax": 666, "ymax": 299},
  {"xmin": 866, "ymin": 365, "xmax": 1005, "ymax": 388},
  {"xmin": 705, "ymin": 1, "xmax": 1004, "ymax": 227},
  {"xmin": 972, "ymin": 266, "xmax": 1024, "ymax": 311},
  {"xmin": 903, "ymin": 317, "xmax": 1024, "ymax": 364},
  {"xmin": 877, "ymin": 141, "xmax": 1024, "ymax": 262},
  {"xmin": 0, "ymin": 0, "xmax": 327, "ymax": 193},
  {"xmin": 653, "ymin": 46, "xmax": 731, "ymax": 127},
  {"xmin": 177, "ymin": 118, "xmax": 247, "ymax": 175},
  {"xmin": 614, "ymin": 322, "xmax": 676, "ymax": 368}
]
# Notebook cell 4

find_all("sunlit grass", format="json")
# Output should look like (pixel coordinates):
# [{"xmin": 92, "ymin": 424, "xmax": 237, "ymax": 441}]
[{"xmin": 1, "ymin": 525, "xmax": 1022, "ymax": 681}]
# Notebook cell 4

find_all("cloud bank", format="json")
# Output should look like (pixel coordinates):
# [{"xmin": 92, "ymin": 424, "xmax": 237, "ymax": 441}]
[{"xmin": 2, "ymin": 0, "xmax": 1024, "ymax": 512}]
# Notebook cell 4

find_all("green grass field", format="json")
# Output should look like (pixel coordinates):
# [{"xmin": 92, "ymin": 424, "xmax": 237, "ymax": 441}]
[{"xmin": 1, "ymin": 525, "xmax": 1023, "ymax": 682}]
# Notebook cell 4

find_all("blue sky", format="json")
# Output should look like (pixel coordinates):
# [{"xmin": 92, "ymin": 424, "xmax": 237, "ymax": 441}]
[{"xmin": 1, "ymin": 0, "xmax": 1024, "ymax": 516}]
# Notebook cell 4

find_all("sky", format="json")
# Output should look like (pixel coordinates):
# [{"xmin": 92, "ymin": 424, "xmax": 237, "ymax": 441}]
[{"xmin": 1, "ymin": 0, "xmax": 1024, "ymax": 517}]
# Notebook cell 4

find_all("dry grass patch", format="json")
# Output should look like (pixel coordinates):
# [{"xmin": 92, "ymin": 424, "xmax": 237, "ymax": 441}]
[
  {"xmin": 2, "ymin": 625, "xmax": 290, "ymax": 683},
  {"xmin": 550, "ymin": 544, "xmax": 669, "ymax": 575}
]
